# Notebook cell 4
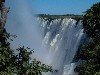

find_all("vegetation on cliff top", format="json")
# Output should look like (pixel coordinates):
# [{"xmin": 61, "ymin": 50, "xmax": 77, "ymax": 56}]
[{"xmin": 36, "ymin": 14, "xmax": 83, "ymax": 21}]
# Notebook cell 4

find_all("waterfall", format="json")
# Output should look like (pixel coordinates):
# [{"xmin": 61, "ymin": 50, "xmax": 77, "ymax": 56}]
[
  {"xmin": 38, "ymin": 18, "xmax": 86, "ymax": 75},
  {"xmin": 5, "ymin": 0, "xmax": 86, "ymax": 75}
]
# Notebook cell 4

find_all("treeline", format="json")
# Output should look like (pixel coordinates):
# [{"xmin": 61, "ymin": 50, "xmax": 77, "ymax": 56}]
[
  {"xmin": 37, "ymin": 14, "xmax": 82, "ymax": 17},
  {"xmin": 36, "ymin": 14, "xmax": 83, "ymax": 21}
]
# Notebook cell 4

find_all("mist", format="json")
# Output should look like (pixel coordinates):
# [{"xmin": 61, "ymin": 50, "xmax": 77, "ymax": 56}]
[{"xmin": 5, "ymin": 0, "xmax": 50, "ymax": 63}]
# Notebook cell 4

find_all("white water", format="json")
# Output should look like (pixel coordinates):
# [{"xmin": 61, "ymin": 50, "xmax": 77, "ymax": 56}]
[
  {"xmin": 5, "ymin": 0, "xmax": 86, "ymax": 75},
  {"xmin": 38, "ymin": 18, "xmax": 86, "ymax": 75}
]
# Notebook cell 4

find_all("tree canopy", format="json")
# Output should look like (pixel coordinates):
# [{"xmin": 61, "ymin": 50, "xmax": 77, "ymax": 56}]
[
  {"xmin": 83, "ymin": 2, "xmax": 100, "ymax": 38},
  {"xmin": 75, "ymin": 2, "xmax": 100, "ymax": 75}
]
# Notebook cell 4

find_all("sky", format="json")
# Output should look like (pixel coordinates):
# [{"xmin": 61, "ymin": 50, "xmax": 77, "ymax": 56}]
[
  {"xmin": 4, "ymin": 0, "xmax": 100, "ymax": 64},
  {"xmin": 29, "ymin": 0, "xmax": 100, "ymax": 15}
]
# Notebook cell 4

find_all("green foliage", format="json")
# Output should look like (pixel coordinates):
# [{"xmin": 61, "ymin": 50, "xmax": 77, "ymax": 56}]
[
  {"xmin": 83, "ymin": 2, "xmax": 100, "ymax": 38},
  {"xmin": 0, "ymin": 29, "xmax": 56, "ymax": 75},
  {"xmin": 15, "ymin": 46, "xmax": 54, "ymax": 75},
  {"xmin": 75, "ymin": 36, "xmax": 100, "ymax": 75},
  {"xmin": 75, "ymin": 2, "xmax": 100, "ymax": 75},
  {"xmin": 0, "ymin": 29, "xmax": 16, "ymax": 75}
]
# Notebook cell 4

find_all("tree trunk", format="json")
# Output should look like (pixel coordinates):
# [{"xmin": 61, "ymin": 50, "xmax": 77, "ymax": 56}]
[{"xmin": 0, "ymin": 0, "xmax": 9, "ymax": 34}]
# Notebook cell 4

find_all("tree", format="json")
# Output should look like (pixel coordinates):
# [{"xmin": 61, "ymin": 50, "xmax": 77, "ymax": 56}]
[
  {"xmin": 0, "ymin": 1, "xmax": 56, "ymax": 75},
  {"xmin": 0, "ymin": 32, "xmax": 55, "ymax": 75},
  {"xmin": 75, "ymin": 2, "xmax": 100, "ymax": 75},
  {"xmin": 15, "ymin": 46, "xmax": 54, "ymax": 75},
  {"xmin": 75, "ymin": 36, "xmax": 100, "ymax": 75},
  {"xmin": 0, "ymin": 1, "xmax": 15, "ymax": 75},
  {"xmin": 83, "ymin": 2, "xmax": 100, "ymax": 38},
  {"xmin": 0, "ymin": 0, "xmax": 9, "ymax": 34}
]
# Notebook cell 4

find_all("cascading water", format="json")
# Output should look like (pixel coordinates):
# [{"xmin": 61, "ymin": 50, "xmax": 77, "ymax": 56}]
[
  {"xmin": 38, "ymin": 18, "xmax": 86, "ymax": 75},
  {"xmin": 5, "ymin": 0, "xmax": 86, "ymax": 75}
]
